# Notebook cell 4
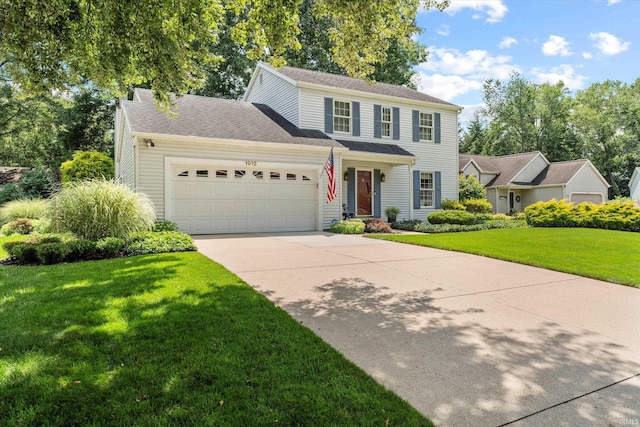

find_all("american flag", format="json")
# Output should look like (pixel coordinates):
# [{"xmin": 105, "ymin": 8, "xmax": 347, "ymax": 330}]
[{"xmin": 324, "ymin": 148, "xmax": 337, "ymax": 203}]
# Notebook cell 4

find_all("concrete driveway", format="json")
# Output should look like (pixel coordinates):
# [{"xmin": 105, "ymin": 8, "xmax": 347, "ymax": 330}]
[{"xmin": 194, "ymin": 232, "xmax": 640, "ymax": 426}]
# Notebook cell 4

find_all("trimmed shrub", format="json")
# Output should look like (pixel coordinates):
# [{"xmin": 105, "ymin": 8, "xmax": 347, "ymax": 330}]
[
  {"xmin": 1, "ymin": 218, "xmax": 35, "ymax": 236},
  {"xmin": 60, "ymin": 150, "xmax": 114, "ymax": 183},
  {"xmin": 65, "ymin": 239, "xmax": 98, "ymax": 262},
  {"xmin": 0, "ymin": 198, "xmax": 49, "ymax": 222},
  {"xmin": 440, "ymin": 199, "xmax": 466, "ymax": 210},
  {"xmin": 124, "ymin": 231, "xmax": 196, "ymax": 256},
  {"xmin": 37, "ymin": 242, "xmax": 70, "ymax": 265},
  {"xmin": 49, "ymin": 180, "xmax": 156, "ymax": 240},
  {"xmin": 364, "ymin": 219, "xmax": 393, "ymax": 233},
  {"xmin": 18, "ymin": 168, "xmax": 56, "ymax": 199},
  {"xmin": 391, "ymin": 219, "xmax": 422, "ymax": 231},
  {"xmin": 459, "ymin": 174, "xmax": 486, "ymax": 201},
  {"xmin": 427, "ymin": 210, "xmax": 476, "ymax": 225},
  {"xmin": 152, "ymin": 220, "xmax": 179, "ymax": 232},
  {"xmin": 415, "ymin": 220, "xmax": 526, "ymax": 233},
  {"xmin": 0, "ymin": 183, "xmax": 26, "ymax": 205},
  {"xmin": 96, "ymin": 237, "xmax": 125, "ymax": 258},
  {"xmin": 463, "ymin": 198, "xmax": 493, "ymax": 214},
  {"xmin": 329, "ymin": 219, "xmax": 365, "ymax": 234},
  {"xmin": 5, "ymin": 241, "xmax": 40, "ymax": 264},
  {"xmin": 525, "ymin": 199, "xmax": 640, "ymax": 232}
]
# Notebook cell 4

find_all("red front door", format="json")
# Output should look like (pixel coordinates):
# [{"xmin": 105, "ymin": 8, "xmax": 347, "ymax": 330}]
[{"xmin": 357, "ymin": 170, "xmax": 372, "ymax": 216}]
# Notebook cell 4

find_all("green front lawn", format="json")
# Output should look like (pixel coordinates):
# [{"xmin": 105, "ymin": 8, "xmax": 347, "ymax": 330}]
[
  {"xmin": 0, "ymin": 250, "xmax": 431, "ymax": 425},
  {"xmin": 370, "ymin": 227, "xmax": 640, "ymax": 287}
]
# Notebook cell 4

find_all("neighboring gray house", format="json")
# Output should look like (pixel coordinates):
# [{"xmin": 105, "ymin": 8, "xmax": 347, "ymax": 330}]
[
  {"xmin": 460, "ymin": 152, "xmax": 610, "ymax": 214},
  {"xmin": 631, "ymin": 167, "xmax": 640, "ymax": 202},
  {"xmin": 114, "ymin": 63, "xmax": 461, "ymax": 234}
]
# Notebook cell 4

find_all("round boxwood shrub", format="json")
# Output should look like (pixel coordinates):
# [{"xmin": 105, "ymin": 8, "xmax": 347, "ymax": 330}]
[
  {"xmin": 440, "ymin": 199, "xmax": 466, "ymax": 210},
  {"xmin": 463, "ymin": 198, "xmax": 493, "ymax": 214},
  {"xmin": 427, "ymin": 210, "xmax": 476, "ymax": 225},
  {"xmin": 60, "ymin": 151, "xmax": 114, "ymax": 183},
  {"xmin": 329, "ymin": 219, "xmax": 365, "ymax": 234},
  {"xmin": 49, "ymin": 179, "xmax": 156, "ymax": 241}
]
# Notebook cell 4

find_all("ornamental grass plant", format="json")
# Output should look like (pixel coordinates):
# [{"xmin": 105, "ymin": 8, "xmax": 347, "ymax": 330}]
[
  {"xmin": 0, "ymin": 198, "xmax": 50, "ymax": 223},
  {"xmin": 49, "ymin": 180, "xmax": 156, "ymax": 241}
]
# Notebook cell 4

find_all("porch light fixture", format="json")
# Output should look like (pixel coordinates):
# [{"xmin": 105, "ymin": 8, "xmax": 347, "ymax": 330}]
[
  {"xmin": 343, "ymin": 171, "xmax": 349, "ymax": 181},
  {"xmin": 380, "ymin": 173, "xmax": 386, "ymax": 183},
  {"xmin": 145, "ymin": 139, "xmax": 155, "ymax": 148}
]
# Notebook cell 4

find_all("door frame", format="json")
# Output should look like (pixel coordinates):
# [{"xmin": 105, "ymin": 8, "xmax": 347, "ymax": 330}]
[{"xmin": 356, "ymin": 168, "xmax": 374, "ymax": 217}]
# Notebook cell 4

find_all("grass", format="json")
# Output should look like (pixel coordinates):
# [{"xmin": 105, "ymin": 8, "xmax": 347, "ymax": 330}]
[
  {"xmin": 0, "ymin": 247, "xmax": 431, "ymax": 426},
  {"xmin": 370, "ymin": 227, "xmax": 640, "ymax": 287}
]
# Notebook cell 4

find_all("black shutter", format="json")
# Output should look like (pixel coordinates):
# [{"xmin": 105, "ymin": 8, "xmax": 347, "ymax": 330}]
[
  {"xmin": 374, "ymin": 169, "xmax": 381, "ymax": 218},
  {"xmin": 412, "ymin": 110, "xmax": 420, "ymax": 142},
  {"xmin": 392, "ymin": 107, "xmax": 400, "ymax": 140},
  {"xmin": 373, "ymin": 104, "xmax": 382, "ymax": 139},
  {"xmin": 324, "ymin": 97, "xmax": 333, "ymax": 133},
  {"xmin": 434, "ymin": 112, "xmax": 441, "ymax": 144},
  {"xmin": 347, "ymin": 167, "xmax": 356, "ymax": 214},
  {"xmin": 435, "ymin": 171, "xmax": 441, "ymax": 208},
  {"xmin": 413, "ymin": 170, "xmax": 421, "ymax": 209},
  {"xmin": 352, "ymin": 101, "xmax": 360, "ymax": 136}
]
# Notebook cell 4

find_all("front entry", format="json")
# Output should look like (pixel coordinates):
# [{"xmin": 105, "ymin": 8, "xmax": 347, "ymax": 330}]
[{"xmin": 357, "ymin": 170, "xmax": 373, "ymax": 216}]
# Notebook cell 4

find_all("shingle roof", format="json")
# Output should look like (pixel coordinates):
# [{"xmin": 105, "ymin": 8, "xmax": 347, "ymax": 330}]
[
  {"xmin": 0, "ymin": 167, "xmax": 31, "ymax": 184},
  {"xmin": 336, "ymin": 140, "xmax": 414, "ymax": 157},
  {"xmin": 122, "ymin": 89, "xmax": 340, "ymax": 148},
  {"xmin": 460, "ymin": 153, "xmax": 541, "ymax": 186},
  {"xmin": 530, "ymin": 160, "xmax": 588, "ymax": 185},
  {"xmin": 274, "ymin": 65, "xmax": 459, "ymax": 107}
]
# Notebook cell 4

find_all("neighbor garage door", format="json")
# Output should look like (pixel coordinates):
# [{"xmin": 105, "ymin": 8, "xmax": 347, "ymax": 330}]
[
  {"xmin": 167, "ymin": 163, "xmax": 317, "ymax": 234},
  {"xmin": 570, "ymin": 193, "xmax": 604, "ymax": 204}
]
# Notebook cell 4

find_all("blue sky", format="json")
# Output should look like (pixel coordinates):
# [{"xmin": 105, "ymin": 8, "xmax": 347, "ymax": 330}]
[{"xmin": 413, "ymin": 0, "xmax": 638, "ymax": 124}]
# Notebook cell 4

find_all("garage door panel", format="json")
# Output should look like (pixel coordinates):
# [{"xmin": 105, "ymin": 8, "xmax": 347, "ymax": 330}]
[{"xmin": 169, "ymin": 163, "xmax": 317, "ymax": 234}]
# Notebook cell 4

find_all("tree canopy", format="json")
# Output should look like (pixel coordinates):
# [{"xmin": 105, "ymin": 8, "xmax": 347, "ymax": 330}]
[{"xmin": 1, "ymin": 0, "xmax": 449, "ymax": 109}]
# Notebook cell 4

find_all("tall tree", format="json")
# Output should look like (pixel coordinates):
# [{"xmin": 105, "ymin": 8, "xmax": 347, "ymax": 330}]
[
  {"xmin": 0, "ymin": 0, "xmax": 449, "ymax": 109},
  {"xmin": 572, "ymin": 80, "xmax": 627, "ymax": 196},
  {"xmin": 533, "ymin": 82, "xmax": 580, "ymax": 162}
]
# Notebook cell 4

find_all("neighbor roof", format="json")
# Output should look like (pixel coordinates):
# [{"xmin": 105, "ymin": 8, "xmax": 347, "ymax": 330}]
[
  {"xmin": 460, "ymin": 152, "xmax": 541, "ymax": 186},
  {"xmin": 122, "ymin": 89, "xmax": 340, "ymax": 148},
  {"xmin": 529, "ymin": 160, "xmax": 589, "ymax": 186},
  {"xmin": 272, "ymin": 65, "xmax": 459, "ymax": 108}
]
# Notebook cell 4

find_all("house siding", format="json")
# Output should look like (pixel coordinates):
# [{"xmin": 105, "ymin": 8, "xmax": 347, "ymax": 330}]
[
  {"xmin": 512, "ymin": 154, "xmax": 547, "ymax": 183},
  {"xmin": 565, "ymin": 165, "xmax": 608, "ymax": 202},
  {"xmin": 244, "ymin": 68, "xmax": 299, "ymax": 126},
  {"xmin": 631, "ymin": 170, "xmax": 640, "ymax": 202},
  {"xmin": 114, "ymin": 108, "xmax": 136, "ymax": 188},
  {"xmin": 299, "ymin": 86, "xmax": 458, "ymax": 219},
  {"xmin": 522, "ymin": 187, "xmax": 564, "ymax": 208}
]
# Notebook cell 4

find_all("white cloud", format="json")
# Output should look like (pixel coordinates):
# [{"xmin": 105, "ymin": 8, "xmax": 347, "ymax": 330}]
[
  {"xmin": 542, "ymin": 35, "xmax": 572, "ymax": 56},
  {"xmin": 608, "ymin": 0, "xmax": 621, "ymax": 5},
  {"xmin": 589, "ymin": 32, "xmax": 631, "ymax": 55},
  {"xmin": 582, "ymin": 52, "xmax": 594, "ymax": 59},
  {"xmin": 530, "ymin": 64, "xmax": 588, "ymax": 90},
  {"xmin": 443, "ymin": 0, "xmax": 508, "ymax": 23},
  {"xmin": 420, "ymin": 47, "xmax": 520, "ymax": 80},
  {"xmin": 458, "ymin": 103, "xmax": 486, "ymax": 127},
  {"xmin": 437, "ymin": 24, "xmax": 451, "ymax": 36},
  {"xmin": 499, "ymin": 37, "xmax": 518, "ymax": 49},
  {"xmin": 416, "ymin": 73, "xmax": 483, "ymax": 101}
]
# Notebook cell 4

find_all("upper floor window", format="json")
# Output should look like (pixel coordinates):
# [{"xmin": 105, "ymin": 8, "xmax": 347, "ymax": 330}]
[
  {"xmin": 420, "ymin": 172, "xmax": 434, "ymax": 207},
  {"xmin": 334, "ymin": 100, "xmax": 351, "ymax": 133},
  {"xmin": 381, "ymin": 106, "xmax": 391, "ymax": 137},
  {"xmin": 419, "ymin": 112, "xmax": 433, "ymax": 142}
]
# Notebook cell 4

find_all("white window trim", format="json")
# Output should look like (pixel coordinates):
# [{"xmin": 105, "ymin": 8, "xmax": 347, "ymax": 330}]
[
  {"xmin": 419, "ymin": 111, "xmax": 433, "ymax": 142},
  {"xmin": 420, "ymin": 171, "xmax": 434, "ymax": 208},
  {"xmin": 381, "ymin": 106, "xmax": 392, "ymax": 138},
  {"xmin": 333, "ymin": 100, "xmax": 351, "ymax": 134}
]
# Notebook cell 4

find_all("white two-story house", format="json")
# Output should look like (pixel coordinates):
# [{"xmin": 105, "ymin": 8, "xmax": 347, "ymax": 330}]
[{"xmin": 114, "ymin": 62, "xmax": 461, "ymax": 234}]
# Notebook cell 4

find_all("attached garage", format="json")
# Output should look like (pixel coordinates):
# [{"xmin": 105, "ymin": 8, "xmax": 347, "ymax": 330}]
[{"xmin": 166, "ymin": 161, "xmax": 318, "ymax": 234}]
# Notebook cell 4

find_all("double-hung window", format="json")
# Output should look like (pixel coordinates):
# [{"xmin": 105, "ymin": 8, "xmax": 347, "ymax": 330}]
[
  {"xmin": 420, "ymin": 172, "xmax": 434, "ymax": 207},
  {"xmin": 381, "ymin": 106, "xmax": 391, "ymax": 137},
  {"xmin": 334, "ymin": 100, "xmax": 351, "ymax": 133},
  {"xmin": 419, "ymin": 112, "xmax": 433, "ymax": 142}
]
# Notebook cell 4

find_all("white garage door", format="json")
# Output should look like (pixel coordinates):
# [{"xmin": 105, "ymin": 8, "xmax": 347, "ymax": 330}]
[
  {"xmin": 570, "ymin": 193, "xmax": 604, "ymax": 204},
  {"xmin": 168, "ymin": 163, "xmax": 317, "ymax": 234}
]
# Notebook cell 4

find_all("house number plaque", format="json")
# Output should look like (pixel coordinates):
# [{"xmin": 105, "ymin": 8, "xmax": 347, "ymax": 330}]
[{"xmin": 245, "ymin": 160, "xmax": 257, "ymax": 166}]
